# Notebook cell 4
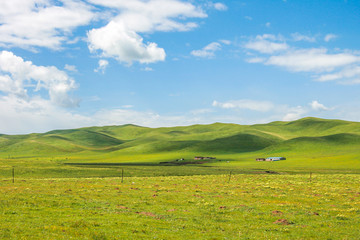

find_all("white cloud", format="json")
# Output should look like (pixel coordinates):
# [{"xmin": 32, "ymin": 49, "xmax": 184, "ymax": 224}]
[
  {"xmin": 0, "ymin": 51, "xmax": 78, "ymax": 107},
  {"xmin": 191, "ymin": 42, "xmax": 222, "ymax": 58},
  {"xmin": 212, "ymin": 99, "xmax": 274, "ymax": 112},
  {"xmin": 281, "ymin": 101, "xmax": 332, "ymax": 121},
  {"xmin": 211, "ymin": 2, "xmax": 228, "ymax": 11},
  {"xmin": 317, "ymin": 66, "xmax": 360, "ymax": 82},
  {"xmin": 291, "ymin": 33, "xmax": 316, "ymax": 42},
  {"xmin": 64, "ymin": 64, "xmax": 77, "ymax": 72},
  {"xmin": 87, "ymin": 0, "xmax": 206, "ymax": 64},
  {"xmin": 0, "ymin": 0, "xmax": 95, "ymax": 49},
  {"xmin": 0, "ymin": 95, "xmax": 176, "ymax": 134},
  {"xmin": 211, "ymin": 98, "xmax": 336, "ymax": 123},
  {"xmin": 282, "ymin": 106, "xmax": 307, "ymax": 121},
  {"xmin": 219, "ymin": 39, "xmax": 231, "ymax": 45},
  {"xmin": 94, "ymin": 59, "xmax": 109, "ymax": 74},
  {"xmin": 245, "ymin": 16, "xmax": 252, "ymax": 21},
  {"xmin": 310, "ymin": 100, "xmax": 329, "ymax": 111},
  {"xmin": 88, "ymin": 22, "xmax": 166, "ymax": 64},
  {"xmin": 266, "ymin": 48, "xmax": 360, "ymax": 72},
  {"xmin": 0, "ymin": 95, "xmax": 88, "ymax": 134},
  {"xmin": 324, "ymin": 34, "xmax": 337, "ymax": 42},
  {"xmin": 265, "ymin": 22, "xmax": 271, "ymax": 28},
  {"xmin": 244, "ymin": 33, "xmax": 360, "ymax": 85},
  {"xmin": 244, "ymin": 34, "xmax": 288, "ymax": 54}
]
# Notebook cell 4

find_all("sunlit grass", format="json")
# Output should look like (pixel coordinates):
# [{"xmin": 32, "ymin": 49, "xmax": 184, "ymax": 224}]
[
  {"xmin": 0, "ymin": 117, "xmax": 359, "ymax": 238},
  {"xmin": 0, "ymin": 174, "xmax": 359, "ymax": 239}
]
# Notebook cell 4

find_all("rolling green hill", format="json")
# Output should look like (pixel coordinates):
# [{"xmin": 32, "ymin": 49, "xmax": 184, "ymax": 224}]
[{"xmin": 0, "ymin": 117, "xmax": 359, "ymax": 170}]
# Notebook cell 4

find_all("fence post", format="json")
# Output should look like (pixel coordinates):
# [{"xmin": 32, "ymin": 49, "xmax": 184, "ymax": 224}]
[{"xmin": 121, "ymin": 168, "xmax": 124, "ymax": 183}]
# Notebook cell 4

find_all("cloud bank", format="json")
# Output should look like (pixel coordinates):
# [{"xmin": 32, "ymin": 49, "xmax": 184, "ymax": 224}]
[
  {"xmin": 0, "ymin": 51, "xmax": 78, "ymax": 107},
  {"xmin": 0, "ymin": 0, "xmax": 95, "ymax": 49},
  {"xmin": 87, "ymin": 0, "xmax": 207, "ymax": 64},
  {"xmin": 245, "ymin": 34, "xmax": 360, "ymax": 84}
]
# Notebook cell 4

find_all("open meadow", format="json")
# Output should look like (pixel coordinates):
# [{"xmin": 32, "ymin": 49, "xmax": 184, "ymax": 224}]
[
  {"xmin": 1, "ymin": 173, "xmax": 359, "ymax": 239},
  {"xmin": 1, "ymin": 118, "xmax": 360, "ymax": 239}
]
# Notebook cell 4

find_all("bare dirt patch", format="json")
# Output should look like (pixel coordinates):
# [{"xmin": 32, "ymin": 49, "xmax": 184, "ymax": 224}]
[
  {"xmin": 271, "ymin": 210, "xmax": 283, "ymax": 216},
  {"xmin": 273, "ymin": 219, "xmax": 293, "ymax": 225}
]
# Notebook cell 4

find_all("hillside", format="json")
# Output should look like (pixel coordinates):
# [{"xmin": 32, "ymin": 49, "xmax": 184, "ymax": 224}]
[{"xmin": 0, "ymin": 117, "xmax": 360, "ymax": 168}]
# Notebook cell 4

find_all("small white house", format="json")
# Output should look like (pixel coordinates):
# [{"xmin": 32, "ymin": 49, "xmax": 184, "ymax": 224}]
[{"xmin": 266, "ymin": 157, "xmax": 286, "ymax": 161}]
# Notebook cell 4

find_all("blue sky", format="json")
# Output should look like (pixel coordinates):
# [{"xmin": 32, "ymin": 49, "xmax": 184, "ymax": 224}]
[{"xmin": 1, "ymin": 0, "xmax": 360, "ymax": 134}]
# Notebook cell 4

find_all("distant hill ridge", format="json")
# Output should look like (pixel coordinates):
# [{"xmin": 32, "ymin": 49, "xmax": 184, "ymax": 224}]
[{"xmin": 1, "ymin": 117, "xmax": 360, "ymax": 157}]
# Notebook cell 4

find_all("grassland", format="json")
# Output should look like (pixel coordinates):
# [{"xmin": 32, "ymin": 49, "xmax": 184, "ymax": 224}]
[
  {"xmin": 0, "ymin": 117, "xmax": 359, "ymax": 239},
  {"xmin": 1, "ymin": 174, "xmax": 359, "ymax": 239}
]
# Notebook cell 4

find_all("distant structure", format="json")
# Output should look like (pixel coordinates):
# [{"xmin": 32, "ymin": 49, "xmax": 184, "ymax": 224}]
[
  {"xmin": 266, "ymin": 157, "xmax": 286, "ymax": 161},
  {"xmin": 194, "ymin": 156, "xmax": 216, "ymax": 160},
  {"xmin": 256, "ymin": 157, "xmax": 286, "ymax": 161}
]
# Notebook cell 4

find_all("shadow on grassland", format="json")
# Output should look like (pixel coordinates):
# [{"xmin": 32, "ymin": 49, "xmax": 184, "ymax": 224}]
[
  {"xmin": 64, "ymin": 162, "xmax": 158, "ymax": 167},
  {"xmin": 64, "ymin": 159, "xmax": 216, "ymax": 167},
  {"xmin": 63, "ymin": 162, "xmax": 283, "ymax": 176}
]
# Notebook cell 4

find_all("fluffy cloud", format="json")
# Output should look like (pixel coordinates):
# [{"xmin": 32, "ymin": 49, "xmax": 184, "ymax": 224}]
[
  {"xmin": 212, "ymin": 99, "xmax": 274, "ymax": 112},
  {"xmin": 191, "ymin": 42, "xmax": 222, "ymax": 58},
  {"xmin": 64, "ymin": 64, "xmax": 77, "ymax": 72},
  {"xmin": 207, "ymin": 2, "xmax": 228, "ymax": 11},
  {"xmin": 245, "ymin": 34, "xmax": 360, "ymax": 84},
  {"xmin": 94, "ymin": 59, "xmax": 109, "ymax": 73},
  {"xmin": 310, "ymin": 100, "xmax": 329, "ymax": 111},
  {"xmin": 88, "ymin": 22, "xmax": 166, "ymax": 64},
  {"xmin": 0, "ymin": 0, "xmax": 95, "ymax": 49},
  {"xmin": 244, "ymin": 34, "xmax": 288, "ymax": 54},
  {"xmin": 0, "ymin": 0, "xmax": 211, "ymax": 63},
  {"xmin": 0, "ymin": 51, "xmax": 78, "ymax": 107},
  {"xmin": 88, "ymin": 0, "xmax": 207, "ymax": 64},
  {"xmin": 0, "ymin": 0, "xmax": 216, "ymax": 64},
  {"xmin": 283, "ymin": 100, "xmax": 330, "ymax": 121}
]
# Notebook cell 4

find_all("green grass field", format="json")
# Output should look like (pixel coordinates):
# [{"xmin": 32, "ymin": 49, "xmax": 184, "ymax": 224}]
[
  {"xmin": 1, "ymin": 174, "xmax": 359, "ymax": 239},
  {"xmin": 0, "ymin": 117, "xmax": 359, "ymax": 239}
]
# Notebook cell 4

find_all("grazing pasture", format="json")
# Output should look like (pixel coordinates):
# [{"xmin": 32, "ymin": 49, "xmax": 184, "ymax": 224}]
[{"xmin": 1, "ymin": 173, "xmax": 359, "ymax": 239}]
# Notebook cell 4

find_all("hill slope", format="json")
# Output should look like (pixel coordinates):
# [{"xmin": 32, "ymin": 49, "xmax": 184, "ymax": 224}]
[{"xmin": 0, "ymin": 117, "xmax": 359, "ymax": 167}]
